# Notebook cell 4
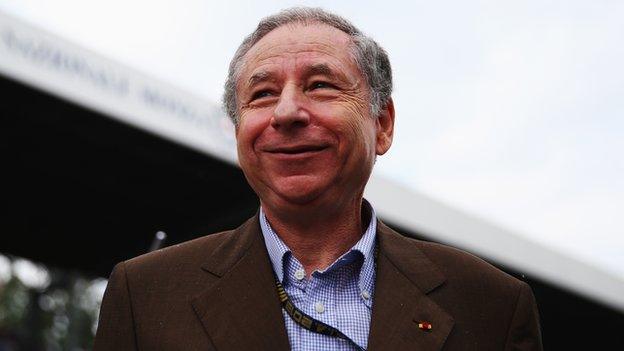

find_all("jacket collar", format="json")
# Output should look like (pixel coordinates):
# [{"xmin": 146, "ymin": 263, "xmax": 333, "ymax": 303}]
[
  {"xmin": 191, "ymin": 215, "xmax": 290, "ymax": 350},
  {"xmin": 368, "ymin": 221, "xmax": 454, "ymax": 351},
  {"xmin": 191, "ymin": 214, "xmax": 454, "ymax": 351}
]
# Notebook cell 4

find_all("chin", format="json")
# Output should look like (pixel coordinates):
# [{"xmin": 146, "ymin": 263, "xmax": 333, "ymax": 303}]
[
  {"xmin": 276, "ymin": 193, "xmax": 320, "ymax": 207},
  {"xmin": 270, "ymin": 177, "xmax": 330, "ymax": 207},
  {"xmin": 275, "ymin": 187, "xmax": 323, "ymax": 206}
]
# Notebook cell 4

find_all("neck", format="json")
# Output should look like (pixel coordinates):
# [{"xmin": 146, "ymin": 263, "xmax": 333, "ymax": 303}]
[{"xmin": 262, "ymin": 197, "xmax": 369, "ymax": 276}]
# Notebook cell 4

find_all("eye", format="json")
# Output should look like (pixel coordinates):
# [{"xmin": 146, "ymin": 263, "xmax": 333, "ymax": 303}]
[
  {"xmin": 309, "ymin": 81, "xmax": 335, "ymax": 90},
  {"xmin": 251, "ymin": 90, "xmax": 273, "ymax": 100}
]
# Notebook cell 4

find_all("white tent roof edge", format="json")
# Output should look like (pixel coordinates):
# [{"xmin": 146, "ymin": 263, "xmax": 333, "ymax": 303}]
[{"xmin": 365, "ymin": 176, "xmax": 624, "ymax": 312}]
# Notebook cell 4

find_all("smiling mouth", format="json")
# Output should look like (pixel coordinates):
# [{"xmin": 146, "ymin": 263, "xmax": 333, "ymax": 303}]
[{"xmin": 266, "ymin": 145, "xmax": 328, "ymax": 155}]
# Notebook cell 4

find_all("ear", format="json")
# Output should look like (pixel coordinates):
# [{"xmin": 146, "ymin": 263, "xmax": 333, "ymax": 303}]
[{"xmin": 375, "ymin": 98, "xmax": 395, "ymax": 155}]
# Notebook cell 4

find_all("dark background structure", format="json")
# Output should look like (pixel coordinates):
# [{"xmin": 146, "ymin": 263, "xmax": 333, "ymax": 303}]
[{"xmin": 1, "ymin": 74, "xmax": 623, "ymax": 349}]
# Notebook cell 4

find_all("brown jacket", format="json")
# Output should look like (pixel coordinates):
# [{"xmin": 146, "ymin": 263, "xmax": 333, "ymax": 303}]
[{"xmin": 94, "ymin": 215, "xmax": 542, "ymax": 350}]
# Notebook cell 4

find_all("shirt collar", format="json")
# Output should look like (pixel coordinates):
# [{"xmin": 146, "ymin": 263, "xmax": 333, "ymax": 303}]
[
  {"xmin": 259, "ymin": 207, "xmax": 291, "ymax": 282},
  {"xmin": 259, "ymin": 200, "xmax": 377, "ymax": 294}
]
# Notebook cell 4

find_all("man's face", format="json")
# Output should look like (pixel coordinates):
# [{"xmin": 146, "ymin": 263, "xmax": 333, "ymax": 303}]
[{"xmin": 235, "ymin": 23, "xmax": 393, "ymax": 212}]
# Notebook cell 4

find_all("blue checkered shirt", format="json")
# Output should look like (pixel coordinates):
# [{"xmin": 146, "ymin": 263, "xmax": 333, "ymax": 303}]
[{"xmin": 259, "ymin": 203, "xmax": 378, "ymax": 351}]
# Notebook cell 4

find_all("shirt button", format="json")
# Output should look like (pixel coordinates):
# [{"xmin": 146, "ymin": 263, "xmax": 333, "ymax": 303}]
[
  {"xmin": 314, "ymin": 302, "xmax": 325, "ymax": 314},
  {"xmin": 361, "ymin": 290, "xmax": 371, "ymax": 300},
  {"xmin": 294, "ymin": 269, "xmax": 305, "ymax": 280}
]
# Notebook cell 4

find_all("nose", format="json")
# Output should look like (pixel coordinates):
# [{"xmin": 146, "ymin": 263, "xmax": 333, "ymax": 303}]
[{"xmin": 271, "ymin": 84, "xmax": 310, "ymax": 128}]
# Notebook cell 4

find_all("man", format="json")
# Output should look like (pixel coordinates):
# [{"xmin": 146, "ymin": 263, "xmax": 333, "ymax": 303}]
[{"xmin": 95, "ymin": 7, "xmax": 542, "ymax": 351}]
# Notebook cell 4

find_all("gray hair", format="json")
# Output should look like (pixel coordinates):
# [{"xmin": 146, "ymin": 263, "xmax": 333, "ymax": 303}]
[{"xmin": 222, "ymin": 7, "xmax": 393, "ymax": 125}]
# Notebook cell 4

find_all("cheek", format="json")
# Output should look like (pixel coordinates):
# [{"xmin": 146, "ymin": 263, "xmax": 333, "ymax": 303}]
[
  {"xmin": 236, "ymin": 132, "xmax": 261, "ymax": 171},
  {"xmin": 313, "ymin": 103, "xmax": 376, "ymax": 155},
  {"xmin": 237, "ymin": 113, "xmax": 269, "ymax": 151},
  {"xmin": 347, "ymin": 119, "xmax": 376, "ymax": 156}
]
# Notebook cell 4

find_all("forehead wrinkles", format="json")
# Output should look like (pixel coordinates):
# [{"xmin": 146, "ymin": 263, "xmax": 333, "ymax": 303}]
[
  {"xmin": 249, "ymin": 39, "xmax": 345, "ymax": 61},
  {"xmin": 236, "ymin": 24, "xmax": 358, "ymax": 84},
  {"xmin": 249, "ymin": 22, "xmax": 353, "ymax": 59},
  {"xmin": 239, "ymin": 53, "xmax": 363, "ymax": 100},
  {"xmin": 251, "ymin": 51, "xmax": 345, "ymax": 77}
]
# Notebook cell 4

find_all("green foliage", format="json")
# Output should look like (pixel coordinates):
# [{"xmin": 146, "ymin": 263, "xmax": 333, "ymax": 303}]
[{"xmin": 0, "ymin": 254, "xmax": 106, "ymax": 351}]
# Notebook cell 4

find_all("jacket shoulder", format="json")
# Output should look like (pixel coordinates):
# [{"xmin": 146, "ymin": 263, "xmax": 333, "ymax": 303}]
[
  {"xmin": 117, "ymin": 214, "xmax": 260, "ymax": 286},
  {"xmin": 379, "ymin": 221, "xmax": 525, "ymax": 291},
  {"xmin": 415, "ymin": 239, "xmax": 524, "ymax": 289},
  {"xmin": 122, "ymin": 229, "xmax": 235, "ymax": 273},
  {"xmin": 398, "ymin": 236, "xmax": 542, "ymax": 350}
]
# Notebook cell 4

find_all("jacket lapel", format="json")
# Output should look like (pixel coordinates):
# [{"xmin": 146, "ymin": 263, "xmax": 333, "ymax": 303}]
[
  {"xmin": 189, "ymin": 215, "xmax": 453, "ymax": 350},
  {"xmin": 190, "ymin": 216, "xmax": 290, "ymax": 351},
  {"xmin": 368, "ymin": 222, "xmax": 455, "ymax": 351}
]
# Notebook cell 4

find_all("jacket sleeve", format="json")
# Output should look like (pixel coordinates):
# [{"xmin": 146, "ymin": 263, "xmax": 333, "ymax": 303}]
[
  {"xmin": 93, "ymin": 262, "xmax": 138, "ymax": 351},
  {"xmin": 504, "ymin": 282, "xmax": 543, "ymax": 351}
]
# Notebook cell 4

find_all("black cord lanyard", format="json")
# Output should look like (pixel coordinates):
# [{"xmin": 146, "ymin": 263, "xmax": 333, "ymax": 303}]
[
  {"xmin": 274, "ymin": 244, "xmax": 379, "ymax": 351},
  {"xmin": 275, "ymin": 279, "xmax": 366, "ymax": 351}
]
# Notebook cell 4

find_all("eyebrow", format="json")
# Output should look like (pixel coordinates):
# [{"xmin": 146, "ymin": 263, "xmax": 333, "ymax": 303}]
[
  {"xmin": 247, "ymin": 71, "xmax": 276, "ymax": 88},
  {"xmin": 304, "ymin": 63, "xmax": 335, "ymax": 79},
  {"xmin": 246, "ymin": 63, "xmax": 344, "ymax": 88}
]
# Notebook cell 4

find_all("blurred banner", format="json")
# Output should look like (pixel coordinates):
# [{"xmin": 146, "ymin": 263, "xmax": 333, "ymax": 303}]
[{"xmin": 0, "ymin": 10, "xmax": 238, "ymax": 165}]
